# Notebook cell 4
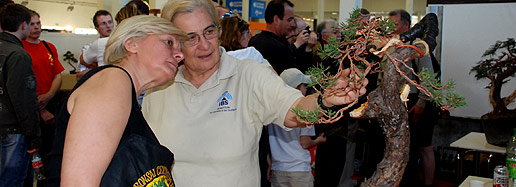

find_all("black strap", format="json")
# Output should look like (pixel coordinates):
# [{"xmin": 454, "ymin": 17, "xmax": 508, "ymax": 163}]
[
  {"xmin": 430, "ymin": 52, "xmax": 441, "ymax": 81},
  {"xmin": 42, "ymin": 40, "xmax": 54, "ymax": 58}
]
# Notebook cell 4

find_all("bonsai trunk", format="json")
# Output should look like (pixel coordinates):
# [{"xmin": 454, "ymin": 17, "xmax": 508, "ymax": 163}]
[
  {"xmin": 488, "ymin": 79, "xmax": 508, "ymax": 117},
  {"xmin": 359, "ymin": 43, "xmax": 428, "ymax": 187}
]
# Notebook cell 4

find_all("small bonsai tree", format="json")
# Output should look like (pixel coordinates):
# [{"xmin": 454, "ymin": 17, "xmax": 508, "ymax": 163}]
[
  {"xmin": 63, "ymin": 51, "xmax": 78, "ymax": 74},
  {"xmin": 470, "ymin": 38, "xmax": 516, "ymax": 119}
]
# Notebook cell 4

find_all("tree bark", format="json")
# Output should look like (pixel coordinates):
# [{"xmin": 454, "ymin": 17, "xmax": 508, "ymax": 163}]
[
  {"xmin": 359, "ymin": 43, "xmax": 428, "ymax": 187},
  {"xmin": 489, "ymin": 79, "xmax": 507, "ymax": 116}
]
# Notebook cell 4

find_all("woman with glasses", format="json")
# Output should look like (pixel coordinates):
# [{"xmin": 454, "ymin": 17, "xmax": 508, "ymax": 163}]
[
  {"xmin": 43, "ymin": 16, "xmax": 185, "ymax": 186},
  {"xmin": 142, "ymin": 0, "xmax": 368, "ymax": 186}
]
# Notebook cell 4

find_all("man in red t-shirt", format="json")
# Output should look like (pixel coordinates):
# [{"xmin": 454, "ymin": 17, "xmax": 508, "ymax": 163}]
[
  {"xmin": 22, "ymin": 10, "xmax": 64, "ymax": 161},
  {"xmin": 22, "ymin": 10, "xmax": 64, "ymax": 117}
]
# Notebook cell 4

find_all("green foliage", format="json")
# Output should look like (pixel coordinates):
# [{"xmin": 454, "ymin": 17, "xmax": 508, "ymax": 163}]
[
  {"xmin": 317, "ymin": 8, "xmax": 396, "ymax": 72},
  {"xmin": 303, "ymin": 8, "xmax": 467, "ymax": 123},
  {"xmin": 482, "ymin": 38, "xmax": 516, "ymax": 57},
  {"xmin": 291, "ymin": 107, "xmax": 321, "ymax": 124},
  {"xmin": 306, "ymin": 64, "xmax": 337, "ymax": 88},
  {"xmin": 317, "ymin": 36, "xmax": 341, "ymax": 61},
  {"xmin": 63, "ymin": 51, "xmax": 77, "ymax": 63},
  {"xmin": 419, "ymin": 68, "xmax": 467, "ymax": 109},
  {"xmin": 470, "ymin": 38, "xmax": 516, "ymax": 82},
  {"xmin": 339, "ymin": 9, "xmax": 363, "ymax": 46},
  {"xmin": 378, "ymin": 18, "xmax": 396, "ymax": 36},
  {"xmin": 151, "ymin": 177, "xmax": 168, "ymax": 187},
  {"xmin": 291, "ymin": 107, "xmax": 337, "ymax": 124}
]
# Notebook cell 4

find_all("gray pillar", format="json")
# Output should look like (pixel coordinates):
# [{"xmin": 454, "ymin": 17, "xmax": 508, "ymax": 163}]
[
  {"xmin": 406, "ymin": 0, "xmax": 414, "ymax": 25},
  {"xmin": 338, "ymin": 0, "xmax": 362, "ymax": 23},
  {"xmin": 317, "ymin": 0, "xmax": 325, "ymax": 23},
  {"xmin": 242, "ymin": 0, "xmax": 249, "ymax": 21}
]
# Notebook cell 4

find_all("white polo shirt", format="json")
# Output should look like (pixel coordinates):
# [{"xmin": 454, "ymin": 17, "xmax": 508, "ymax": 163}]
[
  {"xmin": 82, "ymin": 37, "xmax": 108, "ymax": 66},
  {"xmin": 227, "ymin": 46, "xmax": 272, "ymax": 67},
  {"xmin": 142, "ymin": 47, "xmax": 303, "ymax": 187}
]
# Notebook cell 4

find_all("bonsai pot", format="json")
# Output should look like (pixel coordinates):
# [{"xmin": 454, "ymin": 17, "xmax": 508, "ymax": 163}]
[{"xmin": 482, "ymin": 113, "xmax": 516, "ymax": 147}]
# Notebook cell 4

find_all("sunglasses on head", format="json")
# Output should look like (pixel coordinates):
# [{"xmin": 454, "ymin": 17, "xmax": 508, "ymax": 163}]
[{"xmin": 221, "ymin": 10, "xmax": 234, "ymax": 19}]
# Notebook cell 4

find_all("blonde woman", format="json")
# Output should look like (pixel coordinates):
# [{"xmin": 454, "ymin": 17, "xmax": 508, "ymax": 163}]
[{"xmin": 43, "ymin": 15, "xmax": 185, "ymax": 186}]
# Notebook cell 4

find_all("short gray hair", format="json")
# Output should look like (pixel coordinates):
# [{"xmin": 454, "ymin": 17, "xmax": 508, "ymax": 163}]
[
  {"xmin": 316, "ymin": 19, "xmax": 337, "ymax": 34},
  {"xmin": 161, "ymin": 0, "xmax": 218, "ymax": 27}
]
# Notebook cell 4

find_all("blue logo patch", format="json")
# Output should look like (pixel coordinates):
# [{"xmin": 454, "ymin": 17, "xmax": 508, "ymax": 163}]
[
  {"xmin": 217, "ymin": 91, "xmax": 233, "ymax": 106},
  {"xmin": 210, "ymin": 91, "xmax": 237, "ymax": 114}
]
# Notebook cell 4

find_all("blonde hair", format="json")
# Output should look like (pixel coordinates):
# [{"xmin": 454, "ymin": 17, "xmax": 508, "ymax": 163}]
[
  {"xmin": 115, "ymin": 5, "xmax": 142, "ymax": 24},
  {"xmin": 104, "ymin": 15, "xmax": 186, "ymax": 65},
  {"xmin": 161, "ymin": 0, "xmax": 219, "ymax": 27}
]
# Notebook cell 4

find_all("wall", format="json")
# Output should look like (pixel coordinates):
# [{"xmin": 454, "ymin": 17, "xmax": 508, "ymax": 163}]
[
  {"xmin": 438, "ymin": 3, "xmax": 516, "ymax": 118},
  {"xmin": 40, "ymin": 32, "xmax": 99, "ymax": 73},
  {"xmin": 14, "ymin": 0, "xmax": 100, "ymax": 30}
]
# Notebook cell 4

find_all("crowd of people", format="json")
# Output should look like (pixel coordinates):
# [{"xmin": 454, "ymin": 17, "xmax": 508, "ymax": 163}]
[{"xmin": 0, "ymin": 0, "xmax": 438, "ymax": 186}]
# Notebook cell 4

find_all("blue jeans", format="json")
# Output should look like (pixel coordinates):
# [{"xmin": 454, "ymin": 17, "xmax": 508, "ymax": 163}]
[{"xmin": 0, "ymin": 134, "xmax": 30, "ymax": 187}]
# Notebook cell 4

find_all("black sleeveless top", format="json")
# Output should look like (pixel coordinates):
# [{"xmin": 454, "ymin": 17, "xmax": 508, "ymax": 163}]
[{"xmin": 44, "ymin": 65, "xmax": 175, "ymax": 187}]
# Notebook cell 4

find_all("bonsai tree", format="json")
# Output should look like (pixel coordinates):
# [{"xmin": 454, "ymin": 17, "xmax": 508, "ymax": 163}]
[
  {"xmin": 63, "ymin": 51, "xmax": 78, "ymax": 74},
  {"xmin": 471, "ymin": 38, "xmax": 516, "ymax": 119},
  {"xmin": 293, "ymin": 9, "xmax": 466, "ymax": 186}
]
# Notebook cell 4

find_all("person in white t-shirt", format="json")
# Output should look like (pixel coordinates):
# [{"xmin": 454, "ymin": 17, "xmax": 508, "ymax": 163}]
[
  {"xmin": 269, "ymin": 68, "xmax": 326, "ymax": 187},
  {"xmin": 76, "ymin": 10, "xmax": 114, "ymax": 80}
]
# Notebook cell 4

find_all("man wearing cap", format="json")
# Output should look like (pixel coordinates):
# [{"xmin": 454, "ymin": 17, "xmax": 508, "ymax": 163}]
[{"xmin": 268, "ymin": 68, "xmax": 326, "ymax": 187}]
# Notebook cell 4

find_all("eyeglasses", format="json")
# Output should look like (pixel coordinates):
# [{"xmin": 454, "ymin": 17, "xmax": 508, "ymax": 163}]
[
  {"xmin": 183, "ymin": 24, "xmax": 219, "ymax": 48},
  {"xmin": 98, "ymin": 20, "xmax": 113, "ymax": 27}
]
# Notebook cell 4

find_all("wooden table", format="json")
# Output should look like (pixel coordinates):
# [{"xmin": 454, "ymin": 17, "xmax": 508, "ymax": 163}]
[
  {"xmin": 450, "ymin": 132, "xmax": 506, "ymax": 181},
  {"xmin": 60, "ymin": 73, "xmax": 77, "ymax": 90},
  {"xmin": 459, "ymin": 176, "xmax": 493, "ymax": 187}
]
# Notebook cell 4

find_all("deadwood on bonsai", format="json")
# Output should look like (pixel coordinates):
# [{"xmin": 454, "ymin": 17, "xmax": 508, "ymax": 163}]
[{"xmin": 359, "ymin": 42, "xmax": 427, "ymax": 186}]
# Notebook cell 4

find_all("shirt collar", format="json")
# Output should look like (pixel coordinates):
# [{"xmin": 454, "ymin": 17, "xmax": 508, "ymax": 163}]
[
  {"xmin": 175, "ymin": 46, "xmax": 238, "ymax": 90},
  {"xmin": 0, "ymin": 32, "xmax": 23, "ymax": 47}
]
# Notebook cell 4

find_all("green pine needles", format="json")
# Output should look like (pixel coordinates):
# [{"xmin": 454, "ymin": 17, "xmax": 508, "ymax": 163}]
[{"xmin": 292, "ymin": 8, "xmax": 466, "ymax": 124}]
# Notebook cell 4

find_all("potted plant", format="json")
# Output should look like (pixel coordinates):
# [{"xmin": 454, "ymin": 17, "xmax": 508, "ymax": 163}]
[
  {"xmin": 293, "ymin": 9, "xmax": 466, "ymax": 186},
  {"xmin": 470, "ymin": 38, "xmax": 516, "ymax": 146},
  {"xmin": 63, "ymin": 51, "xmax": 78, "ymax": 74}
]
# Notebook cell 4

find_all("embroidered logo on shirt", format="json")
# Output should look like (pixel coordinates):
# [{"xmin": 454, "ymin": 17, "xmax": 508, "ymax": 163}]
[
  {"xmin": 209, "ymin": 91, "xmax": 237, "ymax": 114},
  {"xmin": 133, "ymin": 165, "xmax": 174, "ymax": 187},
  {"xmin": 217, "ymin": 91, "xmax": 232, "ymax": 106}
]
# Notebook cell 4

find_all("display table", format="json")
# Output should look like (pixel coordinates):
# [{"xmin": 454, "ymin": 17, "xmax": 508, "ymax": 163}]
[
  {"xmin": 450, "ymin": 132, "xmax": 506, "ymax": 181},
  {"xmin": 459, "ymin": 176, "xmax": 493, "ymax": 187},
  {"xmin": 60, "ymin": 73, "xmax": 77, "ymax": 90},
  {"xmin": 451, "ymin": 132, "xmax": 506, "ymax": 154}
]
